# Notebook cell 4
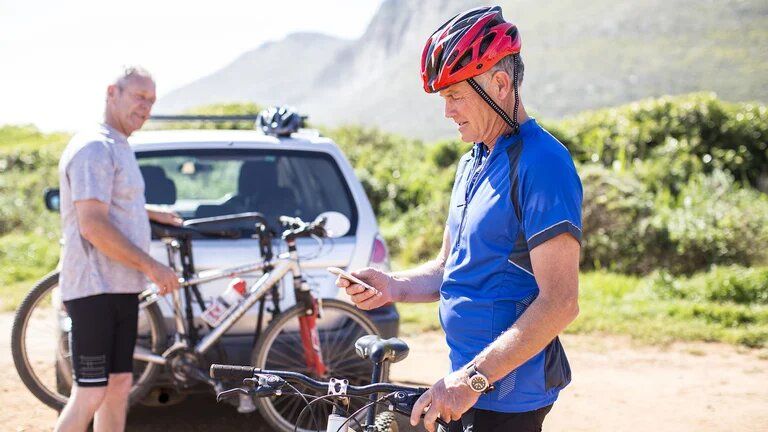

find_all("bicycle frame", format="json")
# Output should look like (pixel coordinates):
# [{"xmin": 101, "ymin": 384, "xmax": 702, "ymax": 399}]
[{"xmin": 134, "ymin": 234, "xmax": 326, "ymax": 377}]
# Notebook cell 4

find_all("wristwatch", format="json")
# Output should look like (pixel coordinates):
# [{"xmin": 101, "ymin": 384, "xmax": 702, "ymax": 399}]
[{"xmin": 465, "ymin": 363, "xmax": 495, "ymax": 394}]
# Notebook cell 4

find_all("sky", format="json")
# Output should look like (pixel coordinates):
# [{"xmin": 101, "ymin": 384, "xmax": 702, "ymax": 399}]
[{"xmin": 0, "ymin": 0, "xmax": 383, "ymax": 132}]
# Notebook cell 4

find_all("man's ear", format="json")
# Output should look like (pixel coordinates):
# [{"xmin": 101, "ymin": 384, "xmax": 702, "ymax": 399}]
[
  {"xmin": 493, "ymin": 70, "xmax": 512, "ymax": 101},
  {"xmin": 107, "ymin": 84, "xmax": 118, "ymax": 99}
]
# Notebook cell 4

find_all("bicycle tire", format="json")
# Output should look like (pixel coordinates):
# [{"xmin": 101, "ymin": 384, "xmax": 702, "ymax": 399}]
[
  {"xmin": 10, "ymin": 271, "xmax": 167, "ymax": 410},
  {"xmin": 252, "ymin": 299, "xmax": 384, "ymax": 432}
]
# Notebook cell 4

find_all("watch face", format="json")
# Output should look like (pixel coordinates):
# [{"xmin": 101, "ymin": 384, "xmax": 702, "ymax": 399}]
[{"xmin": 469, "ymin": 375, "xmax": 488, "ymax": 392}]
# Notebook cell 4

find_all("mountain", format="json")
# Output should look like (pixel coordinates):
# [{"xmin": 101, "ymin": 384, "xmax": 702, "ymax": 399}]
[
  {"xmin": 154, "ymin": 0, "xmax": 768, "ymax": 140},
  {"xmin": 156, "ymin": 32, "xmax": 352, "ymax": 113}
]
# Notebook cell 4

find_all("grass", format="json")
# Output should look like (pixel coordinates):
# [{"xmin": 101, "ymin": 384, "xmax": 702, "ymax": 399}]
[
  {"xmin": 0, "ymin": 232, "xmax": 60, "ymax": 312},
  {"xmin": 397, "ymin": 271, "xmax": 768, "ymax": 348},
  {"xmin": 398, "ymin": 302, "xmax": 440, "ymax": 335}
]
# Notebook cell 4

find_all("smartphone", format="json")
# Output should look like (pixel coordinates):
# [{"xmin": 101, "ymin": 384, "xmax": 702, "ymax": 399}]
[{"xmin": 327, "ymin": 267, "xmax": 380, "ymax": 295}]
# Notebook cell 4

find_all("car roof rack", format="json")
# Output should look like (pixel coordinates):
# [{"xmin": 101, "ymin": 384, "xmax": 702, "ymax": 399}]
[
  {"xmin": 149, "ymin": 114, "xmax": 259, "ymax": 122},
  {"xmin": 148, "ymin": 113, "xmax": 323, "ymax": 139}
]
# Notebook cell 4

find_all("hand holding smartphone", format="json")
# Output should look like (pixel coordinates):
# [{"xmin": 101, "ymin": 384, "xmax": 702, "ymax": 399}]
[{"xmin": 327, "ymin": 267, "xmax": 380, "ymax": 296}]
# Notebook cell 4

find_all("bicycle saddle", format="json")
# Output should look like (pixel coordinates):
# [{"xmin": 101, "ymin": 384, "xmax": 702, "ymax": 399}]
[{"xmin": 354, "ymin": 335, "xmax": 410, "ymax": 364}]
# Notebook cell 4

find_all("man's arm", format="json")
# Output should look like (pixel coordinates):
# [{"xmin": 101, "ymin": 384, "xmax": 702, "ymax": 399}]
[
  {"xmin": 76, "ymin": 199, "xmax": 180, "ymax": 294},
  {"xmin": 470, "ymin": 233, "xmax": 580, "ymax": 382},
  {"xmin": 341, "ymin": 225, "xmax": 452, "ymax": 308}
]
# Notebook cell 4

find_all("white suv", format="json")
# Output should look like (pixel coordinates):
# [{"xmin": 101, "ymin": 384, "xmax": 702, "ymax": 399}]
[{"xmin": 130, "ymin": 125, "xmax": 399, "ymax": 365}]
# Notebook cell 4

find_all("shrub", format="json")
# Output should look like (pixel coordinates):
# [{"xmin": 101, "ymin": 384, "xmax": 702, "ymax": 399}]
[
  {"xmin": 645, "ymin": 171, "xmax": 768, "ymax": 274},
  {"xmin": 579, "ymin": 164, "xmax": 658, "ymax": 273},
  {"xmin": 552, "ymin": 93, "xmax": 768, "ymax": 191},
  {"xmin": 650, "ymin": 265, "xmax": 768, "ymax": 305}
]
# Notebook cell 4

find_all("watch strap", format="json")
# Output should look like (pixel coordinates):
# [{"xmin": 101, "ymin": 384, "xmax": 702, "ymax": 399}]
[{"xmin": 466, "ymin": 363, "xmax": 495, "ymax": 394}]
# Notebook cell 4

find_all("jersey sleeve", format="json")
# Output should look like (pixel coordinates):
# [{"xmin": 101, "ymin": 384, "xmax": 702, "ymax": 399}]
[
  {"xmin": 518, "ymin": 153, "xmax": 583, "ymax": 250},
  {"xmin": 66, "ymin": 141, "xmax": 115, "ymax": 204}
]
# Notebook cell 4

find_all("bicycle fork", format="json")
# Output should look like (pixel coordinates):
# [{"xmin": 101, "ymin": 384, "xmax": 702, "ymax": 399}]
[{"xmin": 288, "ymin": 238, "xmax": 328, "ymax": 377}]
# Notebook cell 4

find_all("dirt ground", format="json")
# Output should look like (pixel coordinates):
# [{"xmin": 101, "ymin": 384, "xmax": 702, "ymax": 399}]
[{"xmin": 3, "ymin": 312, "xmax": 768, "ymax": 431}]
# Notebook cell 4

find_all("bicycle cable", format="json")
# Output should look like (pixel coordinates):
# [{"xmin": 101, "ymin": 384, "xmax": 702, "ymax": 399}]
[
  {"xmin": 294, "ymin": 393, "xmax": 370, "ymax": 432},
  {"xmin": 285, "ymin": 380, "xmax": 332, "ymax": 432},
  {"xmin": 298, "ymin": 234, "xmax": 326, "ymax": 260}
]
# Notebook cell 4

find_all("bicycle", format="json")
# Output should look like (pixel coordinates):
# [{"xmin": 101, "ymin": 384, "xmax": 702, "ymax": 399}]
[
  {"xmin": 11, "ymin": 211, "xmax": 384, "ymax": 432},
  {"xmin": 210, "ymin": 334, "xmax": 449, "ymax": 432}
]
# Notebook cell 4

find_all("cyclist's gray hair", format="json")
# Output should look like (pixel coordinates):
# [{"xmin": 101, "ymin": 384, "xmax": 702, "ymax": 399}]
[
  {"xmin": 490, "ymin": 54, "xmax": 524, "ymax": 84},
  {"xmin": 112, "ymin": 65, "xmax": 154, "ymax": 88}
]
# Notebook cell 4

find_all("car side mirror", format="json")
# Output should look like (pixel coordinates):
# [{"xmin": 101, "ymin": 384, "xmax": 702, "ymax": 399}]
[
  {"xmin": 316, "ymin": 211, "xmax": 350, "ymax": 238},
  {"xmin": 44, "ymin": 188, "xmax": 60, "ymax": 212}
]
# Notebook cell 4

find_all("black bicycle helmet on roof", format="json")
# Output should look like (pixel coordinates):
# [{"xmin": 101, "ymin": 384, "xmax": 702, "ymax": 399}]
[{"xmin": 255, "ymin": 106, "xmax": 306, "ymax": 137}]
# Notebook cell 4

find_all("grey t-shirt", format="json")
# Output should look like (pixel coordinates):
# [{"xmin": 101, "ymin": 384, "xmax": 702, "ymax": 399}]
[{"xmin": 58, "ymin": 123, "xmax": 151, "ymax": 301}]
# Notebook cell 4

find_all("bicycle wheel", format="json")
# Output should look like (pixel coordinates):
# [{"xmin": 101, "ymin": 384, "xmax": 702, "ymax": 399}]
[
  {"xmin": 252, "ymin": 299, "xmax": 383, "ymax": 432},
  {"xmin": 10, "ymin": 271, "xmax": 167, "ymax": 410}
]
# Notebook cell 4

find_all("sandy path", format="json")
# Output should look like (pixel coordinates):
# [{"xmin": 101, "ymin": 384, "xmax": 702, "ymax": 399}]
[
  {"xmin": 2, "ymin": 312, "xmax": 767, "ymax": 431},
  {"xmin": 395, "ymin": 331, "xmax": 768, "ymax": 431}
]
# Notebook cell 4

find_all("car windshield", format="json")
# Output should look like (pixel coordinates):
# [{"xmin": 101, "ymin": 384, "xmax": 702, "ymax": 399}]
[{"xmin": 136, "ymin": 148, "xmax": 357, "ymax": 235}]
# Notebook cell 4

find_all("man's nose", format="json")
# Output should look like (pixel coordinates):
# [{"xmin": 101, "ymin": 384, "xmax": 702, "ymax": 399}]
[{"xmin": 444, "ymin": 101, "xmax": 455, "ymax": 119}]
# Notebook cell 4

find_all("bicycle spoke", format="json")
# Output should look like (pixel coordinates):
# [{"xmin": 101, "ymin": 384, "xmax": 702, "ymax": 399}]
[{"xmin": 256, "ymin": 300, "xmax": 381, "ymax": 432}]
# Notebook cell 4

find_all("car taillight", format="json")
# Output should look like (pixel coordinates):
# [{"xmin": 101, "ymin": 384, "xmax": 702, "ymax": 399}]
[{"xmin": 369, "ymin": 234, "xmax": 390, "ymax": 270}]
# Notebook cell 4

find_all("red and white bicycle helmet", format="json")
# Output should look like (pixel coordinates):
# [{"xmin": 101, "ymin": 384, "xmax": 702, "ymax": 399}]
[{"xmin": 421, "ymin": 6, "xmax": 523, "ymax": 133}]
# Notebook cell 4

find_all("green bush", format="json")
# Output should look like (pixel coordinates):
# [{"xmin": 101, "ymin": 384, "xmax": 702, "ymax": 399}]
[
  {"xmin": 381, "ymin": 192, "xmax": 450, "ymax": 264},
  {"xmin": 0, "ymin": 232, "xmax": 60, "ymax": 286},
  {"xmin": 651, "ymin": 265, "xmax": 768, "ymax": 305},
  {"xmin": 0, "ymin": 125, "xmax": 67, "ymax": 237},
  {"xmin": 579, "ymin": 164, "xmax": 657, "ymax": 273},
  {"xmin": 580, "ymin": 165, "xmax": 768, "ymax": 275},
  {"xmin": 553, "ymin": 93, "xmax": 768, "ymax": 191},
  {"xmin": 646, "ymin": 171, "xmax": 768, "ymax": 274},
  {"xmin": 327, "ymin": 125, "xmax": 461, "ymax": 264}
]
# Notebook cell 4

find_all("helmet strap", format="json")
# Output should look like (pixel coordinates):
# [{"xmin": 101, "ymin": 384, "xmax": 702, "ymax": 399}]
[{"xmin": 466, "ymin": 54, "xmax": 521, "ymax": 136}]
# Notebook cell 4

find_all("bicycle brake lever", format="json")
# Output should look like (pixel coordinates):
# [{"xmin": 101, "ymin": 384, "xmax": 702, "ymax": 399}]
[
  {"xmin": 216, "ymin": 387, "xmax": 249, "ymax": 402},
  {"xmin": 216, "ymin": 386, "xmax": 278, "ymax": 403},
  {"xmin": 385, "ymin": 391, "xmax": 449, "ymax": 428}
]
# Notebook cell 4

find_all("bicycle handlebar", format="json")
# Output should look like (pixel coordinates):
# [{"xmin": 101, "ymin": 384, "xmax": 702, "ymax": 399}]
[
  {"xmin": 210, "ymin": 365, "xmax": 429, "ymax": 395},
  {"xmin": 209, "ymin": 364, "xmax": 256, "ymax": 380},
  {"xmin": 209, "ymin": 364, "xmax": 448, "ymax": 427}
]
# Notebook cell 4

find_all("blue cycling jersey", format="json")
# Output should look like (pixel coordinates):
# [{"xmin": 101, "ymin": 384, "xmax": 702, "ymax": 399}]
[{"xmin": 440, "ymin": 118, "xmax": 583, "ymax": 413}]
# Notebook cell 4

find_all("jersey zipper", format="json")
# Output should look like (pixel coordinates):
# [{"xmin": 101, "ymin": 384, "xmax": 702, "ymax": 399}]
[{"xmin": 455, "ymin": 143, "xmax": 488, "ymax": 250}]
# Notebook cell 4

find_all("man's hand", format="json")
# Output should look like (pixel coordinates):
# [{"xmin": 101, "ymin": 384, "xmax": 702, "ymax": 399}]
[
  {"xmin": 147, "ymin": 207, "xmax": 183, "ymax": 226},
  {"xmin": 335, "ymin": 267, "xmax": 397, "ymax": 310},
  {"xmin": 410, "ymin": 369, "xmax": 480, "ymax": 432},
  {"xmin": 145, "ymin": 260, "xmax": 181, "ymax": 295}
]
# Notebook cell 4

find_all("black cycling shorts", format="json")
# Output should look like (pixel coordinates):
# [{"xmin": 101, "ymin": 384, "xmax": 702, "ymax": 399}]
[
  {"xmin": 64, "ymin": 293, "xmax": 139, "ymax": 387},
  {"xmin": 439, "ymin": 404, "xmax": 553, "ymax": 432}
]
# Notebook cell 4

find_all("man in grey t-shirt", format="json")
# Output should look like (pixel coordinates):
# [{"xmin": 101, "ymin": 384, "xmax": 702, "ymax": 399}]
[{"xmin": 55, "ymin": 67, "xmax": 181, "ymax": 432}]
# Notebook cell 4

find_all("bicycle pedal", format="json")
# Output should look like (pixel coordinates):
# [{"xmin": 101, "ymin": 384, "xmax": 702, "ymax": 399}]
[{"xmin": 237, "ymin": 393, "xmax": 257, "ymax": 413}]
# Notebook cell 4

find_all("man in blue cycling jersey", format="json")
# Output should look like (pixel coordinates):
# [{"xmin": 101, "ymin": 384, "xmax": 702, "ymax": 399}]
[{"xmin": 337, "ymin": 6, "xmax": 582, "ymax": 432}]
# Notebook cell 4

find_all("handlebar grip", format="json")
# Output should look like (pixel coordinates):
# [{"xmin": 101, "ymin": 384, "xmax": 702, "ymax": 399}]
[{"xmin": 209, "ymin": 364, "xmax": 256, "ymax": 380}]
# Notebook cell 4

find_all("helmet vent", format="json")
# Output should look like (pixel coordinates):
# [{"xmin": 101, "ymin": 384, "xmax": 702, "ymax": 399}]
[
  {"xmin": 478, "ymin": 33, "xmax": 496, "ymax": 57},
  {"xmin": 451, "ymin": 50, "xmax": 473, "ymax": 75}
]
